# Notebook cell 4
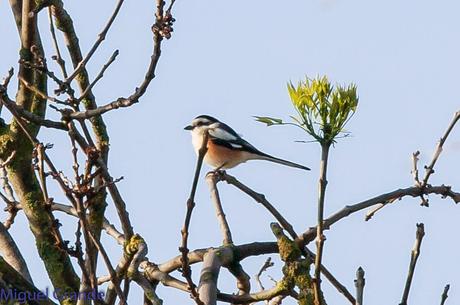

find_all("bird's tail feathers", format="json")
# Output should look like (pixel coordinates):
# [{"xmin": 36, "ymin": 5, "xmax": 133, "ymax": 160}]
[{"xmin": 254, "ymin": 153, "xmax": 310, "ymax": 171}]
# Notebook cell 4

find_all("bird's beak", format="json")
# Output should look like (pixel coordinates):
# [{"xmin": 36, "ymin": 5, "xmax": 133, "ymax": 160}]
[{"xmin": 184, "ymin": 125, "xmax": 193, "ymax": 130}]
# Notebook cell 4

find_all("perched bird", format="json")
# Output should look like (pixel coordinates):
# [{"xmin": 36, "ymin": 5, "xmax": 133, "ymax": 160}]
[{"xmin": 184, "ymin": 115, "xmax": 310, "ymax": 171}]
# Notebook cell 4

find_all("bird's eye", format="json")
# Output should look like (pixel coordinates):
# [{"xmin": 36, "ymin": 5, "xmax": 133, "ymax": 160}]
[{"xmin": 196, "ymin": 121, "xmax": 204, "ymax": 127}]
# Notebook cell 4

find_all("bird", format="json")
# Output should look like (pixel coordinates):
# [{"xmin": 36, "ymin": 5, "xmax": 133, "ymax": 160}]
[{"xmin": 184, "ymin": 115, "xmax": 310, "ymax": 171}]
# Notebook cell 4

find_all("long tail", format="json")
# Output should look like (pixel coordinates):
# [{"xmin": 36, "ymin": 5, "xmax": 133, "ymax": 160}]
[{"xmin": 255, "ymin": 153, "xmax": 310, "ymax": 171}]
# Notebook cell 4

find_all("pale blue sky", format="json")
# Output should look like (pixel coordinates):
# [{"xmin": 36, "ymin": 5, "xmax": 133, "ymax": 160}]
[{"xmin": 1, "ymin": 0, "xmax": 460, "ymax": 304}]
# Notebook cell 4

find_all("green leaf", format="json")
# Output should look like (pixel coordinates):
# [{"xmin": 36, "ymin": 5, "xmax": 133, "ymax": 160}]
[{"xmin": 254, "ymin": 116, "xmax": 284, "ymax": 126}]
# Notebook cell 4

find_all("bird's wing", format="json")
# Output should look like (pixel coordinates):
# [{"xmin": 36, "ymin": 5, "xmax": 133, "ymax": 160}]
[{"xmin": 208, "ymin": 122, "xmax": 261, "ymax": 154}]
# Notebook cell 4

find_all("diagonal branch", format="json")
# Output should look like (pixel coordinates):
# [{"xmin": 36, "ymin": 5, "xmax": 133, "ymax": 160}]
[
  {"xmin": 421, "ymin": 110, "xmax": 460, "ymax": 186},
  {"xmin": 218, "ymin": 172, "xmax": 297, "ymax": 241},
  {"xmin": 0, "ymin": 93, "xmax": 66, "ymax": 130},
  {"xmin": 217, "ymin": 172, "xmax": 355, "ymax": 304},
  {"xmin": 64, "ymin": 0, "xmax": 125, "ymax": 85}
]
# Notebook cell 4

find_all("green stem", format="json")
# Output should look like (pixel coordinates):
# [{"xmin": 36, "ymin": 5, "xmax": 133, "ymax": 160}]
[{"xmin": 313, "ymin": 143, "xmax": 330, "ymax": 305}]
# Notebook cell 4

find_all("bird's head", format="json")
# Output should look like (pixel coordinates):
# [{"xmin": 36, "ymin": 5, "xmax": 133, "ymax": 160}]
[{"xmin": 184, "ymin": 115, "xmax": 219, "ymax": 134}]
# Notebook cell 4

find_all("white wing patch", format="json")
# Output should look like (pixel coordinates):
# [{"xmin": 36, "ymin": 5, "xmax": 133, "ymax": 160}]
[
  {"xmin": 209, "ymin": 125, "xmax": 238, "ymax": 141},
  {"xmin": 230, "ymin": 143, "xmax": 243, "ymax": 149}
]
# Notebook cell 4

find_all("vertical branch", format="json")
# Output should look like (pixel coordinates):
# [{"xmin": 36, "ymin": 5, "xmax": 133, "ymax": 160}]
[
  {"xmin": 354, "ymin": 267, "xmax": 365, "ymax": 305},
  {"xmin": 440, "ymin": 284, "xmax": 450, "ymax": 305},
  {"xmin": 198, "ymin": 247, "xmax": 233, "ymax": 305},
  {"xmin": 314, "ymin": 143, "xmax": 330, "ymax": 305},
  {"xmin": 206, "ymin": 172, "xmax": 233, "ymax": 245},
  {"xmin": 399, "ymin": 223, "xmax": 425, "ymax": 305},
  {"xmin": 198, "ymin": 250, "xmax": 222, "ymax": 305},
  {"xmin": 180, "ymin": 132, "xmax": 208, "ymax": 305}
]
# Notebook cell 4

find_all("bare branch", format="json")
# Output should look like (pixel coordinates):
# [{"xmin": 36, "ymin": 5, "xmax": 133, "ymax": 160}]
[
  {"xmin": 0, "ymin": 222, "xmax": 33, "ymax": 283},
  {"xmin": 354, "ymin": 267, "xmax": 365, "ymax": 305},
  {"xmin": 218, "ymin": 172, "xmax": 297, "ymax": 241},
  {"xmin": 0, "ymin": 93, "xmax": 66, "ymax": 130},
  {"xmin": 411, "ymin": 151, "xmax": 420, "ymax": 186},
  {"xmin": 218, "ymin": 172, "xmax": 355, "ymax": 304},
  {"xmin": 421, "ymin": 111, "xmax": 460, "ymax": 186},
  {"xmin": 78, "ymin": 49, "xmax": 119, "ymax": 102},
  {"xmin": 206, "ymin": 172, "xmax": 233, "ymax": 245},
  {"xmin": 301, "ymin": 185, "xmax": 460, "ymax": 244},
  {"xmin": 180, "ymin": 131, "xmax": 208, "ymax": 305},
  {"xmin": 227, "ymin": 262, "xmax": 251, "ymax": 300},
  {"xmin": 198, "ymin": 248, "xmax": 233, "ymax": 305},
  {"xmin": 399, "ymin": 223, "xmax": 425, "ymax": 305},
  {"xmin": 47, "ymin": 7, "xmax": 68, "ymax": 78},
  {"xmin": 88, "ymin": 231, "xmax": 126, "ymax": 305},
  {"xmin": 19, "ymin": 76, "xmax": 67, "ymax": 105},
  {"xmin": 49, "ymin": 202, "xmax": 125, "ymax": 244},
  {"xmin": 440, "ymin": 284, "xmax": 450, "ymax": 305},
  {"xmin": 314, "ymin": 144, "xmax": 330, "ymax": 305},
  {"xmin": 131, "ymin": 273, "xmax": 163, "ymax": 305},
  {"xmin": 64, "ymin": 0, "xmax": 125, "ymax": 84},
  {"xmin": 256, "ymin": 257, "xmax": 274, "ymax": 292}
]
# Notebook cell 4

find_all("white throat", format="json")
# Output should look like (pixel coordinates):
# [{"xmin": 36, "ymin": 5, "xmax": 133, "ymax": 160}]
[{"xmin": 191, "ymin": 127, "xmax": 209, "ymax": 155}]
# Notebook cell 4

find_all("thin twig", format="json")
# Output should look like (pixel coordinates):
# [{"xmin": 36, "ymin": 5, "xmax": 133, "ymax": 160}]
[
  {"xmin": 218, "ymin": 172, "xmax": 297, "ymax": 241},
  {"xmin": 61, "ymin": 0, "xmax": 171, "ymax": 120},
  {"xmin": 354, "ymin": 267, "xmax": 365, "ymax": 305},
  {"xmin": 88, "ymin": 231, "xmax": 126, "ymax": 305},
  {"xmin": 255, "ymin": 257, "xmax": 274, "ymax": 291},
  {"xmin": 19, "ymin": 76, "xmax": 67, "ymax": 105},
  {"xmin": 64, "ymin": 0, "xmax": 125, "ymax": 84},
  {"xmin": 421, "ymin": 111, "xmax": 460, "ymax": 186},
  {"xmin": 78, "ymin": 50, "xmax": 119, "ymax": 102},
  {"xmin": 48, "ymin": 7, "xmax": 68, "ymax": 79},
  {"xmin": 399, "ymin": 223, "xmax": 425, "ymax": 305},
  {"xmin": 411, "ymin": 151, "xmax": 420, "ymax": 186},
  {"xmin": 180, "ymin": 132, "xmax": 208, "ymax": 305},
  {"xmin": 255, "ymin": 257, "xmax": 274, "ymax": 305},
  {"xmin": 440, "ymin": 284, "xmax": 450, "ymax": 305}
]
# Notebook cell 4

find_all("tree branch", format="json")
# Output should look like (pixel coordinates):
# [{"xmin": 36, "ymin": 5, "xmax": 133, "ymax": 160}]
[
  {"xmin": 399, "ymin": 223, "xmax": 425, "ymax": 305},
  {"xmin": 180, "ymin": 131, "xmax": 208, "ymax": 305},
  {"xmin": 440, "ymin": 284, "xmax": 450, "ymax": 305},
  {"xmin": 314, "ymin": 143, "xmax": 330, "ymax": 305},
  {"xmin": 63, "ymin": 0, "xmax": 125, "ymax": 85},
  {"xmin": 206, "ymin": 172, "xmax": 233, "ymax": 245},
  {"xmin": 354, "ymin": 267, "xmax": 365, "ymax": 305},
  {"xmin": 421, "ymin": 111, "xmax": 460, "ymax": 186},
  {"xmin": 300, "ymin": 185, "xmax": 460, "ymax": 244}
]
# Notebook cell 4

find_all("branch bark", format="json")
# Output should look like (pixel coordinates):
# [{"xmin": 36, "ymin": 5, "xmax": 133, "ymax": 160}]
[
  {"xmin": 206, "ymin": 172, "xmax": 233, "ymax": 245},
  {"xmin": 399, "ymin": 223, "xmax": 425, "ymax": 305},
  {"xmin": 354, "ymin": 267, "xmax": 365, "ymax": 305},
  {"xmin": 314, "ymin": 143, "xmax": 330, "ymax": 305}
]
